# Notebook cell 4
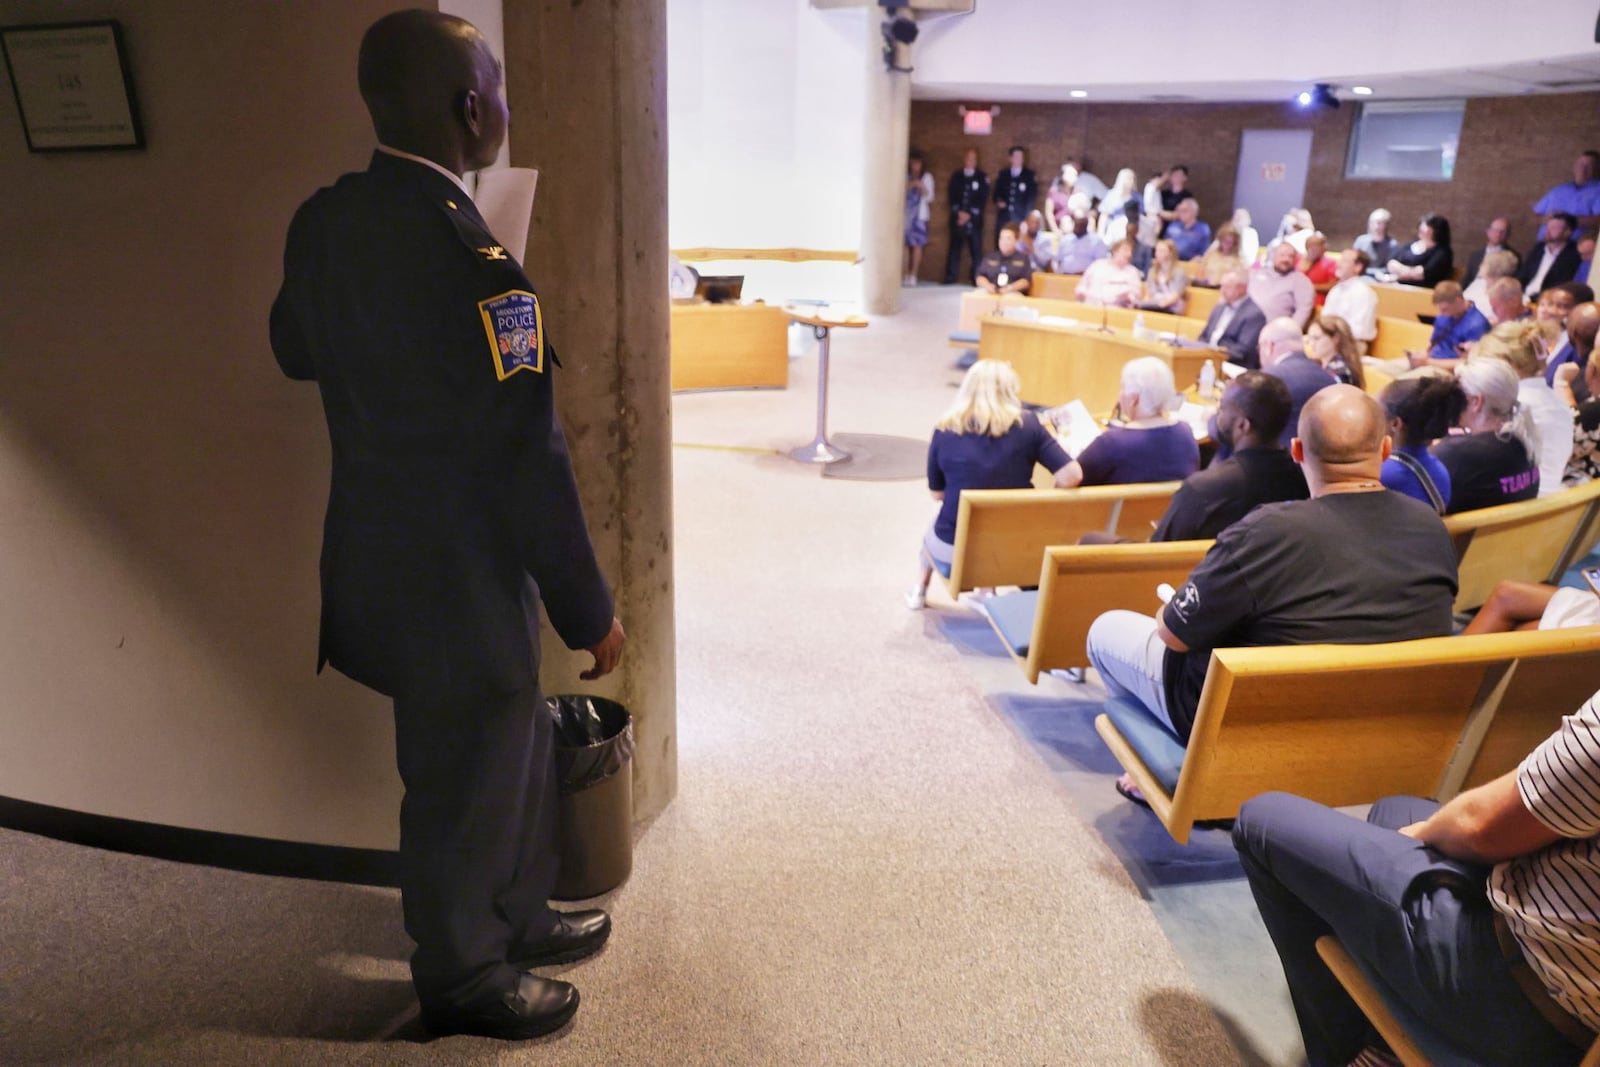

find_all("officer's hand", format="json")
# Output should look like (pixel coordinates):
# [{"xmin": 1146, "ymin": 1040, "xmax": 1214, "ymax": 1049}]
[{"xmin": 581, "ymin": 616, "xmax": 626, "ymax": 680}]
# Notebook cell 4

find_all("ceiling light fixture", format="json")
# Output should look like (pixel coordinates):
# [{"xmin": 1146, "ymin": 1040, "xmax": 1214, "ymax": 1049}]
[
  {"xmin": 1294, "ymin": 83, "xmax": 1341, "ymax": 111},
  {"xmin": 1352, "ymin": 85, "xmax": 1374, "ymax": 96},
  {"xmin": 1069, "ymin": 89, "xmax": 1088, "ymax": 99}
]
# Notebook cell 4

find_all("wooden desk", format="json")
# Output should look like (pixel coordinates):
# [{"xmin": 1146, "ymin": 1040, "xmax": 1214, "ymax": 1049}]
[
  {"xmin": 977, "ymin": 316, "xmax": 1221, "ymax": 411},
  {"xmin": 670, "ymin": 302, "xmax": 789, "ymax": 391},
  {"xmin": 1372, "ymin": 282, "xmax": 1437, "ymax": 323},
  {"xmin": 959, "ymin": 292, "xmax": 1204, "ymax": 339}
]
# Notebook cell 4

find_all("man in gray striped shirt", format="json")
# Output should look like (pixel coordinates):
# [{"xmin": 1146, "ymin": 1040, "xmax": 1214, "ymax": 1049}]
[{"xmin": 1233, "ymin": 689, "xmax": 1600, "ymax": 1066}]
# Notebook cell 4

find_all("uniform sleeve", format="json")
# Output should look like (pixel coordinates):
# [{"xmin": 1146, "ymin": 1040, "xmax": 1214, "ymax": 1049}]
[
  {"xmin": 927, "ymin": 432, "xmax": 947, "ymax": 491},
  {"xmin": 1161, "ymin": 522, "xmax": 1259, "ymax": 649},
  {"xmin": 1517, "ymin": 689, "xmax": 1600, "ymax": 838},
  {"xmin": 512, "ymin": 380, "xmax": 616, "ymax": 653},
  {"xmin": 269, "ymin": 202, "xmax": 318, "ymax": 381},
  {"xmin": 976, "ymin": 255, "xmax": 1000, "ymax": 284}
]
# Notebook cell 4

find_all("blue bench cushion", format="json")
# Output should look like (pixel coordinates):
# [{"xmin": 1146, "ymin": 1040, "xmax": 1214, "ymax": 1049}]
[
  {"xmin": 985, "ymin": 590, "xmax": 1038, "ymax": 657},
  {"xmin": 1103, "ymin": 695, "xmax": 1186, "ymax": 795},
  {"xmin": 948, "ymin": 330, "xmax": 980, "ymax": 345}
]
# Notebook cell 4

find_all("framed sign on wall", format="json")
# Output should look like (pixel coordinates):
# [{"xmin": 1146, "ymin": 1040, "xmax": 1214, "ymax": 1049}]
[{"xmin": 2, "ymin": 19, "xmax": 144, "ymax": 151}]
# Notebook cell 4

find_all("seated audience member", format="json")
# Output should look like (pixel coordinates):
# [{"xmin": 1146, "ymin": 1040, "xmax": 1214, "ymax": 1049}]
[
  {"xmin": 1087, "ymin": 385, "xmax": 1457, "ymax": 751},
  {"xmin": 1046, "ymin": 160, "xmax": 1108, "ymax": 232},
  {"xmin": 1432, "ymin": 358, "xmax": 1541, "ymax": 512},
  {"xmin": 1259, "ymin": 317, "xmax": 1338, "ymax": 446},
  {"xmin": 1271, "ymin": 208, "xmax": 1315, "ymax": 256},
  {"xmin": 1379, "ymin": 376, "xmax": 1462, "ymax": 512},
  {"xmin": 1466, "ymin": 249, "xmax": 1520, "ymax": 318},
  {"xmin": 1096, "ymin": 168, "xmax": 1141, "ymax": 245},
  {"xmin": 1488, "ymin": 275, "xmax": 1530, "ymax": 326},
  {"xmin": 1420, "ymin": 280, "xmax": 1491, "ymax": 364},
  {"xmin": 1321, "ymin": 250, "xmax": 1378, "ymax": 350},
  {"xmin": 1158, "ymin": 164, "xmax": 1194, "ymax": 222},
  {"xmin": 1386, "ymin": 214, "xmax": 1454, "ymax": 288},
  {"xmin": 1232, "ymin": 208, "xmax": 1261, "ymax": 266},
  {"xmin": 1304, "ymin": 313, "xmax": 1365, "ymax": 389},
  {"xmin": 1536, "ymin": 282, "xmax": 1591, "ymax": 384},
  {"xmin": 1299, "ymin": 233, "xmax": 1337, "ymax": 305},
  {"xmin": 1200, "ymin": 269, "xmax": 1268, "ymax": 368},
  {"xmin": 975, "ymin": 223, "xmax": 1033, "ymax": 295},
  {"xmin": 1195, "ymin": 223, "xmax": 1245, "ymax": 286},
  {"xmin": 1548, "ymin": 299, "xmax": 1600, "ymax": 403},
  {"xmin": 1016, "ymin": 210, "xmax": 1045, "ymax": 262},
  {"xmin": 1580, "ymin": 238, "xmax": 1595, "ymax": 285},
  {"xmin": 1353, "ymin": 208, "xmax": 1400, "ymax": 273},
  {"xmin": 1055, "ymin": 357, "xmax": 1200, "ymax": 488},
  {"xmin": 1474, "ymin": 320, "xmax": 1573, "ymax": 495},
  {"xmin": 1149, "ymin": 372, "xmax": 1308, "ymax": 541},
  {"xmin": 1521, "ymin": 211, "xmax": 1583, "ymax": 298},
  {"xmin": 1140, "ymin": 239, "xmax": 1189, "ymax": 315},
  {"xmin": 1535, "ymin": 148, "xmax": 1600, "ymax": 238},
  {"xmin": 1074, "ymin": 239, "xmax": 1143, "ymax": 307},
  {"xmin": 1461, "ymin": 216, "xmax": 1520, "ymax": 289},
  {"xmin": 1250, "ymin": 243, "xmax": 1316, "ymax": 329},
  {"xmin": 1553, "ymin": 303, "xmax": 1600, "ymax": 483},
  {"xmin": 1052, "ymin": 211, "xmax": 1110, "ymax": 274},
  {"xmin": 1463, "ymin": 578, "xmax": 1600, "ymax": 634},
  {"xmin": 1163, "ymin": 198, "xmax": 1211, "ymax": 261},
  {"xmin": 907, "ymin": 360, "xmax": 1068, "ymax": 609},
  {"xmin": 1233, "ymin": 687, "xmax": 1600, "ymax": 1067}
]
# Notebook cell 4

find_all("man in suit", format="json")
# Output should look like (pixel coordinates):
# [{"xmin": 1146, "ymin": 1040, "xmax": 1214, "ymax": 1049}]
[
  {"xmin": 943, "ymin": 147, "xmax": 988, "ymax": 284},
  {"xmin": 1521, "ymin": 212, "xmax": 1583, "ymax": 298},
  {"xmin": 1200, "ymin": 268, "xmax": 1268, "ymax": 368},
  {"xmin": 1461, "ymin": 216, "xmax": 1519, "ymax": 289},
  {"xmin": 270, "ymin": 10, "xmax": 624, "ymax": 1041},
  {"xmin": 992, "ymin": 145, "xmax": 1036, "ymax": 232}
]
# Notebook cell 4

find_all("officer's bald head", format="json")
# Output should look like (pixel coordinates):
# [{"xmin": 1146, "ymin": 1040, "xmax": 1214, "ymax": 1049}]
[
  {"xmin": 358, "ymin": 10, "xmax": 499, "ymax": 161},
  {"xmin": 1296, "ymin": 385, "xmax": 1388, "ymax": 471}
]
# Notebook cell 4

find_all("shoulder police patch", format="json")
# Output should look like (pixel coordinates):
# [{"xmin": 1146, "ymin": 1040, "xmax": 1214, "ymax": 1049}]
[{"xmin": 478, "ymin": 289, "xmax": 544, "ymax": 379}]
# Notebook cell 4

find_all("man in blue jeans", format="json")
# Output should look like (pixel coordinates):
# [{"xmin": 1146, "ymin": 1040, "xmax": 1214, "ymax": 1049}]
[{"xmin": 1234, "ymin": 689, "xmax": 1600, "ymax": 1066}]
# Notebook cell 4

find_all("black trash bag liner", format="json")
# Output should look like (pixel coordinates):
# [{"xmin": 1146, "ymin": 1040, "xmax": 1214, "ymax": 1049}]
[{"xmin": 548, "ymin": 694, "xmax": 634, "ymax": 794}]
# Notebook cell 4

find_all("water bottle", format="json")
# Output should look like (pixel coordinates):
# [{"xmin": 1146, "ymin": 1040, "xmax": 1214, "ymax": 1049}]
[{"xmin": 1198, "ymin": 359, "xmax": 1217, "ymax": 398}]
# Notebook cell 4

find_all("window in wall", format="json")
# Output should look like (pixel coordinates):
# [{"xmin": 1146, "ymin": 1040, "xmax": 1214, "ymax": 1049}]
[{"xmin": 1344, "ymin": 100, "xmax": 1466, "ymax": 181}]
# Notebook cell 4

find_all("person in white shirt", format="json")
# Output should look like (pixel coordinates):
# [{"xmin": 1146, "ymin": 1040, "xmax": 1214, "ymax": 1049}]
[
  {"xmin": 1237, "ymin": 685, "xmax": 1600, "ymax": 1067},
  {"xmin": 1321, "ymin": 249, "xmax": 1378, "ymax": 349},
  {"xmin": 1231, "ymin": 208, "xmax": 1260, "ymax": 267},
  {"xmin": 1473, "ymin": 319, "xmax": 1573, "ymax": 495},
  {"xmin": 1465, "ymin": 249, "xmax": 1521, "ymax": 319}
]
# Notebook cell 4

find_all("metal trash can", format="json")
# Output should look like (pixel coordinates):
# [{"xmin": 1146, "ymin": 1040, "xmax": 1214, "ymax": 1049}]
[{"xmin": 547, "ymin": 694, "xmax": 634, "ymax": 900}]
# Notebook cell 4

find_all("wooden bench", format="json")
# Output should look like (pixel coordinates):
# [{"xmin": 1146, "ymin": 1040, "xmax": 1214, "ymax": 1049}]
[
  {"xmin": 1315, "ymin": 936, "xmax": 1600, "ymax": 1066},
  {"xmin": 1029, "ymin": 272, "xmax": 1083, "ymax": 301},
  {"xmin": 985, "ymin": 540, "xmax": 1212, "ymax": 682},
  {"xmin": 1443, "ymin": 479, "xmax": 1600, "ymax": 612},
  {"xmin": 1093, "ymin": 625, "xmax": 1600, "ymax": 843},
  {"xmin": 1368, "ymin": 316, "xmax": 1433, "ymax": 364},
  {"xmin": 1373, "ymin": 281, "xmax": 1438, "ymax": 322},
  {"xmin": 942, "ymin": 484, "xmax": 1181, "ymax": 596}
]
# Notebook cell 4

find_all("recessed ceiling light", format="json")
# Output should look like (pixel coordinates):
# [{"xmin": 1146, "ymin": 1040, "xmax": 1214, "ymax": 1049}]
[
  {"xmin": 1352, "ymin": 85, "xmax": 1373, "ymax": 96},
  {"xmin": 1069, "ymin": 89, "xmax": 1088, "ymax": 99}
]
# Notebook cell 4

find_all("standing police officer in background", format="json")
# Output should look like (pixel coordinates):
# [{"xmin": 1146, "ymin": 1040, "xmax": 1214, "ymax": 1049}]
[
  {"xmin": 992, "ymin": 144, "xmax": 1037, "ymax": 234},
  {"xmin": 270, "ymin": 9, "xmax": 625, "ymax": 1041},
  {"xmin": 943, "ymin": 147, "xmax": 989, "ymax": 285}
]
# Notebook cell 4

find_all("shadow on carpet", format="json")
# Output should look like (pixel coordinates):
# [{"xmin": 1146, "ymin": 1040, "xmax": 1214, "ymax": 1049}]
[{"xmin": 990, "ymin": 693, "xmax": 1244, "ymax": 892}]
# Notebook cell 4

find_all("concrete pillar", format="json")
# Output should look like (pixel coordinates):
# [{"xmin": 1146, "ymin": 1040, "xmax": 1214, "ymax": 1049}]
[
  {"xmin": 502, "ymin": 1, "xmax": 677, "ymax": 821},
  {"xmin": 862, "ymin": 13, "xmax": 913, "ymax": 315}
]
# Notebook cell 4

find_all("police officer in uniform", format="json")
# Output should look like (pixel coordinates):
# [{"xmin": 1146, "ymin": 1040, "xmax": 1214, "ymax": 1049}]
[
  {"xmin": 992, "ymin": 144, "xmax": 1037, "ymax": 233},
  {"xmin": 269, "ymin": 10, "xmax": 624, "ymax": 1041},
  {"xmin": 975, "ymin": 222, "xmax": 1034, "ymax": 295},
  {"xmin": 943, "ymin": 147, "xmax": 989, "ymax": 285}
]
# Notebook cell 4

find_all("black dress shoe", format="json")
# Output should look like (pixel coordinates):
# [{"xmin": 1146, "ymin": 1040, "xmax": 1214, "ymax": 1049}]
[
  {"xmin": 510, "ymin": 909, "xmax": 612, "ymax": 968},
  {"xmin": 421, "ymin": 973, "xmax": 579, "ymax": 1040}
]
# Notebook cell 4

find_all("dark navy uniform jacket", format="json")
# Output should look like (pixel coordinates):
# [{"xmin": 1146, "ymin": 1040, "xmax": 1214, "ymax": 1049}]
[
  {"xmin": 270, "ymin": 151, "xmax": 614, "ymax": 702},
  {"xmin": 947, "ymin": 167, "xmax": 988, "ymax": 222},
  {"xmin": 992, "ymin": 166, "xmax": 1036, "ymax": 222}
]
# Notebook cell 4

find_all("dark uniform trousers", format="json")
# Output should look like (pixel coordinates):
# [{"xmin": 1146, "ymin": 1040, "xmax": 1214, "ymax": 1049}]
[
  {"xmin": 944, "ymin": 168, "xmax": 988, "ymax": 285},
  {"xmin": 271, "ymin": 151, "xmax": 615, "ymax": 1013}
]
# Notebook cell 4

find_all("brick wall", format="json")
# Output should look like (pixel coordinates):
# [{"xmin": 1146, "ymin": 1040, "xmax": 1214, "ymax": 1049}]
[{"xmin": 910, "ymin": 92, "xmax": 1600, "ymax": 281}]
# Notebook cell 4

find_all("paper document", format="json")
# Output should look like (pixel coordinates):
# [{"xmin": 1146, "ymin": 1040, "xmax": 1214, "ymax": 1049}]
[
  {"xmin": 1042, "ymin": 399, "xmax": 1102, "ymax": 457},
  {"xmin": 1173, "ymin": 400, "xmax": 1217, "ymax": 441},
  {"xmin": 473, "ymin": 167, "xmax": 540, "ymax": 263}
]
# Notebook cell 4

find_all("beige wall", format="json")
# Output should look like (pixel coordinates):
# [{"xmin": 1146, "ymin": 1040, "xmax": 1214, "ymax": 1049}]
[{"xmin": 0, "ymin": 1, "xmax": 417, "ymax": 848}]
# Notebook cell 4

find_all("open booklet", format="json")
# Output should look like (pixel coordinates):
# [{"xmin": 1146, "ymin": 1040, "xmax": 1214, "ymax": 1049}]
[{"xmin": 1040, "ymin": 397, "xmax": 1217, "ymax": 455}]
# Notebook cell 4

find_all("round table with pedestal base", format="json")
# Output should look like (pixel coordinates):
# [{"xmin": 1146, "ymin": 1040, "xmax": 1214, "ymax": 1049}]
[{"xmin": 784, "ymin": 308, "xmax": 869, "ymax": 464}]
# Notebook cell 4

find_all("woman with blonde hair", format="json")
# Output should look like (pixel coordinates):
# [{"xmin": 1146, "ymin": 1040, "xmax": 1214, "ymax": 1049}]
[
  {"xmin": 1472, "ymin": 318, "xmax": 1572, "ymax": 494},
  {"xmin": 1431, "ymin": 357, "xmax": 1541, "ymax": 512},
  {"xmin": 1140, "ymin": 239, "xmax": 1190, "ymax": 315},
  {"xmin": 907, "ymin": 360, "xmax": 1070, "ymax": 609},
  {"xmin": 1304, "ymin": 313, "xmax": 1366, "ymax": 390},
  {"xmin": 1196, "ymin": 223, "xmax": 1244, "ymax": 286}
]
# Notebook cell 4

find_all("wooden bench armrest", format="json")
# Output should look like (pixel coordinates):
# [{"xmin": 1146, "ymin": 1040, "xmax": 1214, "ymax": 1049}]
[
  {"xmin": 1093, "ymin": 714, "xmax": 1188, "ymax": 840},
  {"xmin": 1314, "ymin": 937, "xmax": 1431, "ymax": 1067}
]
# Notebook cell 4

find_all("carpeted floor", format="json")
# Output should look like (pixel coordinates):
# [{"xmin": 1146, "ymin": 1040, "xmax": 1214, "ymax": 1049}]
[{"xmin": 1, "ymin": 285, "xmax": 1276, "ymax": 1065}]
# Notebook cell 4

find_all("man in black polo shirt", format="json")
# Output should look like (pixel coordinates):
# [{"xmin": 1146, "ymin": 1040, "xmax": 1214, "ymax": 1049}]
[
  {"xmin": 1152, "ymin": 372, "xmax": 1308, "ymax": 541},
  {"xmin": 1087, "ymin": 386, "xmax": 1458, "ymax": 747},
  {"xmin": 975, "ymin": 222, "xmax": 1033, "ymax": 295}
]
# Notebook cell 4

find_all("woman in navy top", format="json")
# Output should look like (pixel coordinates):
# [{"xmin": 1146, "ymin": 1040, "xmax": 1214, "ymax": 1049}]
[
  {"xmin": 1379, "ymin": 375, "xmax": 1463, "ymax": 512},
  {"xmin": 1056, "ymin": 356, "xmax": 1200, "ymax": 489},
  {"xmin": 909, "ymin": 360, "xmax": 1069, "ymax": 609},
  {"xmin": 1386, "ymin": 214, "xmax": 1455, "ymax": 288},
  {"xmin": 1432, "ymin": 358, "xmax": 1542, "ymax": 513}
]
